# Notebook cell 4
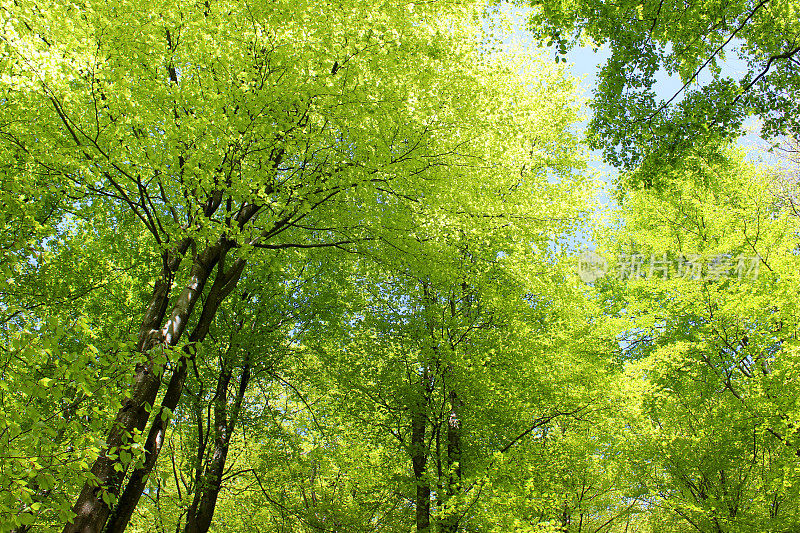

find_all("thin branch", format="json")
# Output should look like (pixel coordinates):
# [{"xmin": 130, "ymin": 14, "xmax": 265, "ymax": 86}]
[
  {"xmin": 643, "ymin": 0, "xmax": 772, "ymax": 122},
  {"xmin": 733, "ymin": 45, "xmax": 800, "ymax": 104}
]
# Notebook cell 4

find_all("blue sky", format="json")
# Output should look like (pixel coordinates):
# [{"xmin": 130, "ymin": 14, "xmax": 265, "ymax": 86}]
[{"xmin": 560, "ymin": 32, "xmax": 784, "ymax": 217}]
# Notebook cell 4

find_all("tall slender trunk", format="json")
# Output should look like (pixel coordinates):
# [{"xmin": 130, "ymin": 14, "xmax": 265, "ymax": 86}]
[
  {"xmin": 104, "ymin": 253, "xmax": 245, "ymax": 533},
  {"xmin": 63, "ymin": 239, "xmax": 228, "ymax": 533},
  {"xmin": 411, "ymin": 369, "xmax": 431, "ymax": 533},
  {"xmin": 440, "ymin": 390, "xmax": 462, "ymax": 533},
  {"xmin": 183, "ymin": 357, "xmax": 250, "ymax": 533},
  {"xmin": 102, "ymin": 359, "xmax": 187, "ymax": 533},
  {"xmin": 439, "ymin": 285, "xmax": 469, "ymax": 533},
  {"xmin": 560, "ymin": 498, "xmax": 571, "ymax": 531}
]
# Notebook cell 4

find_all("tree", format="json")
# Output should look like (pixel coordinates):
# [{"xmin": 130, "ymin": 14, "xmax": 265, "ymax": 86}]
[
  {"xmin": 524, "ymin": 0, "xmax": 800, "ymax": 184},
  {"xmin": 313, "ymin": 233, "xmax": 607, "ymax": 532},
  {"xmin": 593, "ymin": 148, "xmax": 800, "ymax": 531},
  {"xmin": 0, "ymin": 1, "xmax": 588, "ymax": 531}
]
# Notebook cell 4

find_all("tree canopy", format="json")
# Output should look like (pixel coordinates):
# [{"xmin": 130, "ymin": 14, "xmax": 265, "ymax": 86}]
[
  {"xmin": 1, "ymin": 1, "xmax": 799, "ymax": 532},
  {"xmin": 525, "ymin": 0, "xmax": 800, "ymax": 184}
]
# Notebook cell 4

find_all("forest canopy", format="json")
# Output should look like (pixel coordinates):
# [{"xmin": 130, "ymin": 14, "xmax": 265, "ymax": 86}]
[{"xmin": 0, "ymin": 0, "xmax": 798, "ymax": 532}]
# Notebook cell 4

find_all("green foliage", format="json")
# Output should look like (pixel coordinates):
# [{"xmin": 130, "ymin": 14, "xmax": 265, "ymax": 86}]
[
  {"xmin": 593, "ymin": 148, "xmax": 800, "ymax": 531},
  {"xmin": 2, "ymin": 0, "xmax": 799, "ymax": 532},
  {"xmin": 525, "ymin": 0, "xmax": 800, "ymax": 184}
]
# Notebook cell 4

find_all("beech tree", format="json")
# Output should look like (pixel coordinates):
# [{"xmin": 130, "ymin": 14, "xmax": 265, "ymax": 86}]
[
  {"xmin": 6, "ymin": 0, "xmax": 799, "ymax": 531},
  {"xmin": 311, "ymin": 219, "xmax": 607, "ymax": 533},
  {"xmin": 0, "ymin": 1, "xmax": 588, "ymax": 531},
  {"xmin": 525, "ymin": 0, "xmax": 800, "ymax": 183},
  {"xmin": 593, "ymin": 148, "xmax": 800, "ymax": 531}
]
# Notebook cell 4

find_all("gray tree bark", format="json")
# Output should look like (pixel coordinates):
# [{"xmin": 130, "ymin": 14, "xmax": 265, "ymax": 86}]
[{"xmin": 63, "ymin": 239, "xmax": 227, "ymax": 533}]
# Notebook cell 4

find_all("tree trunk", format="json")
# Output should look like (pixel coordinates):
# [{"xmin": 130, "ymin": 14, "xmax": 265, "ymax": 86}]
[
  {"xmin": 104, "ymin": 253, "xmax": 245, "ymax": 533},
  {"xmin": 183, "ymin": 357, "xmax": 250, "ymax": 533},
  {"xmin": 411, "ymin": 375, "xmax": 430, "ymax": 533},
  {"xmin": 102, "ymin": 358, "xmax": 188, "ymax": 533},
  {"xmin": 63, "ymin": 240, "xmax": 226, "ymax": 533},
  {"xmin": 440, "ymin": 390, "xmax": 462, "ymax": 533}
]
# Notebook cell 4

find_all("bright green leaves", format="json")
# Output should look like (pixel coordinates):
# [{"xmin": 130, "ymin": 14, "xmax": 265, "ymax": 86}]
[
  {"xmin": 0, "ymin": 0, "xmax": 605, "ymax": 530},
  {"xmin": 0, "ymin": 188, "xmax": 150, "ymax": 528},
  {"xmin": 525, "ymin": 0, "xmax": 800, "ymax": 181},
  {"xmin": 0, "ymin": 311, "xmax": 139, "ymax": 529},
  {"xmin": 590, "ymin": 148, "xmax": 800, "ymax": 530}
]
